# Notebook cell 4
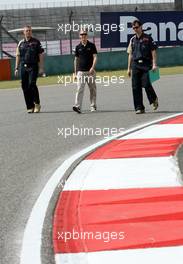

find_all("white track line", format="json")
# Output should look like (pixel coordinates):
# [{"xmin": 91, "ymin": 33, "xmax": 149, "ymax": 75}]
[{"xmin": 20, "ymin": 112, "xmax": 183, "ymax": 264}]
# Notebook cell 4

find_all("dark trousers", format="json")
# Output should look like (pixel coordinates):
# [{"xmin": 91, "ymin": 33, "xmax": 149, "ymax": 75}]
[
  {"xmin": 21, "ymin": 64, "xmax": 40, "ymax": 109},
  {"xmin": 132, "ymin": 66, "xmax": 157, "ymax": 111}
]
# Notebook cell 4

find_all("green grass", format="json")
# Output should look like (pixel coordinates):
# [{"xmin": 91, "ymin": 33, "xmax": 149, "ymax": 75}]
[{"xmin": 0, "ymin": 66, "xmax": 183, "ymax": 89}]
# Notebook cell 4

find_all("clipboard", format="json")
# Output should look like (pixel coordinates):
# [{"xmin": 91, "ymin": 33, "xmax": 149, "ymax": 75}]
[{"xmin": 149, "ymin": 67, "xmax": 160, "ymax": 83}]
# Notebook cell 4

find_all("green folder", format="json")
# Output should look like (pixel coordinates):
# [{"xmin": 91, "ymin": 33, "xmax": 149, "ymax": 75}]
[{"xmin": 149, "ymin": 67, "xmax": 160, "ymax": 83}]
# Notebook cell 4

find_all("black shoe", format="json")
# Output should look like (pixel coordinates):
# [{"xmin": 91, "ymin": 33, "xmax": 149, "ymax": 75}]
[
  {"xmin": 135, "ymin": 109, "xmax": 145, "ymax": 114},
  {"xmin": 73, "ymin": 106, "xmax": 81, "ymax": 114}
]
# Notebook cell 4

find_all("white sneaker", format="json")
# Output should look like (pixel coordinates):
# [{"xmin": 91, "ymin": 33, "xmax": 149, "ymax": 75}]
[
  {"xmin": 152, "ymin": 98, "xmax": 159, "ymax": 111},
  {"xmin": 27, "ymin": 108, "xmax": 34, "ymax": 113},
  {"xmin": 34, "ymin": 104, "xmax": 41, "ymax": 113},
  {"xmin": 135, "ymin": 109, "xmax": 145, "ymax": 114},
  {"xmin": 90, "ymin": 106, "xmax": 97, "ymax": 112}
]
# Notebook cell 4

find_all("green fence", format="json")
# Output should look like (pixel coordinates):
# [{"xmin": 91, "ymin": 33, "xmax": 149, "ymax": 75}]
[{"xmin": 10, "ymin": 46, "xmax": 183, "ymax": 79}]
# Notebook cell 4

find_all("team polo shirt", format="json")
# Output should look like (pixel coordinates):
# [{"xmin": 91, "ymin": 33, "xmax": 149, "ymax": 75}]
[
  {"xmin": 127, "ymin": 33, "xmax": 157, "ymax": 63},
  {"xmin": 75, "ymin": 40, "xmax": 97, "ymax": 71},
  {"xmin": 16, "ymin": 37, "xmax": 44, "ymax": 65}
]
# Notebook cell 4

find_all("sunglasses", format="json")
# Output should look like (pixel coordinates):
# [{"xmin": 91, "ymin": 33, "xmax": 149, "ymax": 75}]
[
  {"xmin": 133, "ymin": 26, "xmax": 140, "ymax": 29},
  {"xmin": 80, "ymin": 33, "xmax": 87, "ymax": 36}
]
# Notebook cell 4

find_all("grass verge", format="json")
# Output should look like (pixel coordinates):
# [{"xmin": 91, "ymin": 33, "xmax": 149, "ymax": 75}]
[{"xmin": 0, "ymin": 66, "xmax": 182, "ymax": 89}]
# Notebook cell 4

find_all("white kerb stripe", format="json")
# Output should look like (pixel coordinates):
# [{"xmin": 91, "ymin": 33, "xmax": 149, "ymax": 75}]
[
  {"xmin": 55, "ymin": 246, "xmax": 183, "ymax": 264},
  {"xmin": 63, "ymin": 156, "xmax": 182, "ymax": 191},
  {"xmin": 121, "ymin": 124, "xmax": 183, "ymax": 139}
]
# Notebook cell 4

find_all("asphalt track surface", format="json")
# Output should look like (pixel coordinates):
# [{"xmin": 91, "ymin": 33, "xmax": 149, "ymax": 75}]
[{"xmin": 0, "ymin": 74, "xmax": 183, "ymax": 264}]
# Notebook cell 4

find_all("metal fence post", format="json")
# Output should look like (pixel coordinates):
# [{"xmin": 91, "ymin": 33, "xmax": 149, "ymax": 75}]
[
  {"xmin": 69, "ymin": 10, "xmax": 73, "ymax": 54},
  {"xmin": 0, "ymin": 16, "xmax": 3, "ymax": 59},
  {"xmin": 175, "ymin": 0, "xmax": 183, "ymax": 10}
]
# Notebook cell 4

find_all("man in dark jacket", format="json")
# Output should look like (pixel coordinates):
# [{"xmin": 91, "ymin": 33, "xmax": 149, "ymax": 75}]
[
  {"xmin": 15, "ymin": 25, "xmax": 44, "ymax": 113},
  {"xmin": 127, "ymin": 20, "xmax": 159, "ymax": 114}
]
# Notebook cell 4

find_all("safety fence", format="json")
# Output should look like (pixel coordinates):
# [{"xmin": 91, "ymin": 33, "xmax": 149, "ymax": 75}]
[
  {"xmin": 0, "ymin": 0, "xmax": 174, "ymax": 10},
  {"xmin": 0, "ymin": 46, "xmax": 181, "ymax": 81}
]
